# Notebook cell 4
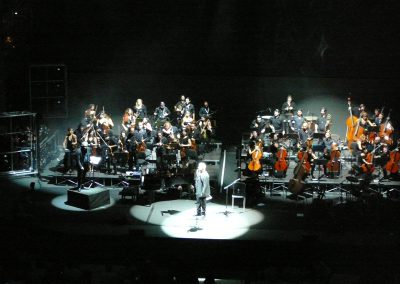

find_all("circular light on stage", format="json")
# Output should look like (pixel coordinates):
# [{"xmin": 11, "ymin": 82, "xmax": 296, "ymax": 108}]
[
  {"xmin": 51, "ymin": 194, "xmax": 115, "ymax": 212},
  {"xmin": 129, "ymin": 200, "xmax": 264, "ymax": 239}
]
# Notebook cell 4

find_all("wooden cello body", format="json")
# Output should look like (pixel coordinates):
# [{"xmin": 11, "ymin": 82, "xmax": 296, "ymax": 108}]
[
  {"xmin": 386, "ymin": 148, "xmax": 400, "ymax": 174},
  {"xmin": 248, "ymin": 141, "xmax": 263, "ymax": 172},
  {"xmin": 274, "ymin": 146, "xmax": 288, "ymax": 173}
]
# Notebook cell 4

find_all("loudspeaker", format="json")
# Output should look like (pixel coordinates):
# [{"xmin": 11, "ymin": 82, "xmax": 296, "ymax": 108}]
[{"xmin": 66, "ymin": 188, "xmax": 110, "ymax": 210}]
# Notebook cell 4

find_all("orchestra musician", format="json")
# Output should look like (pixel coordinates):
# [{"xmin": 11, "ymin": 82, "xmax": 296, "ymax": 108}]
[
  {"xmin": 122, "ymin": 108, "xmax": 135, "ymax": 133},
  {"xmin": 291, "ymin": 109, "xmax": 305, "ymax": 133},
  {"xmin": 281, "ymin": 95, "xmax": 296, "ymax": 117},
  {"xmin": 154, "ymin": 101, "xmax": 171, "ymax": 122},
  {"xmin": 84, "ymin": 104, "xmax": 96, "ymax": 126},
  {"xmin": 298, "ymin": 122, "xmax": 313, "ymax": 149},
  {"xmin": 181, "ymin": 111, "xmax": 195, "ymax": 129},
  {"xmin": 349, "ymin": 103, "xmax": 366, "ymax": 118},
  {"xmin": 133, "ymin": 98, "xmax": 147, "ymax": 120},
  {"xmin": 153, "ymin": 131, "xmax": 169, "ymax": 170},
  {"xmin": 174, "ymin": 95, "xmax": 186, "ymax": 121},
  {"xmin": 250, "ymin": 115, "xmax": 267, "ymax": 136},
  {"xmin": 97, "ymin": 111, "xmax": 114, "ymax": 135},
  {"xmin": 63, "ymin": 128, "xmax": 78, "ymax": 173},
  {"xmin": 184, "ymin": 97, "xmax": 195, "ymax": 119},
  {"xmin": 269, "ymin": 109, "xmax": 284, "ymax": 134},
  {"xmin": 315, "ymin": 107, "xmax": 332, "ymax": 133},
  {"xmin": 199, "ymin": 101, "xmax": 211, "ymax": 119}
]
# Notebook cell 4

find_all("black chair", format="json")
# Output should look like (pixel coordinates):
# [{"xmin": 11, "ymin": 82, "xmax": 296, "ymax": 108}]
[{"xmin": 231, "ymin": 181, "xmax": 246, "ymax": 212}]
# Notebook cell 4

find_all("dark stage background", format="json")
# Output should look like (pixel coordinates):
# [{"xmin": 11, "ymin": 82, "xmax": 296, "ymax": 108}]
[{"xmin": 1, "ymin": 0, "xmax": 399, "ymax": 142}]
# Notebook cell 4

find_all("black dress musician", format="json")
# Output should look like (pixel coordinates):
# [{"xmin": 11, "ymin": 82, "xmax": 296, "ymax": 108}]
[
  {"xmin": 126, "ymin": 126, "xmax": 141, "ymax": 170},
  {"xmin": 269, "ymin": 109, "xmax": 284, "ymax": 134},
  {"xmin": 75, "ymin": 143, "xmax": 90, "ymax": 190},
  {"xmin": 133, "ymin": 98, "xmax": 147, "ymax": 119},
  {"xmin": 63, "ymin": 128, "xmax": 78, "ymax": 173}
]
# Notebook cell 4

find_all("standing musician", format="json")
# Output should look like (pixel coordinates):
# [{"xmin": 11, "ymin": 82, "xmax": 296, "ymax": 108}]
[
  {"xmin": 199, "ymin": 101, "xmax": 211, "ymax": 119},
  {"xmin": 281, "ymin": 95, "xmax": 296, "ymax": 117},
  {"xmin": 174, "ymin": 95, "xmax": 186, "ymax": 121},
  {"xmin": 154, "ymin": 101, "xmax": 171, "ymax": 124},
  {"xmin": 97, "ymin": 111, "xmax": 114, "ymax": 135},
  {"xmin": 126, "ymin": 125, "xmax": 138, "ymax": 170},
  {"xmin": 153, "ymin": 132, "xmax": 169, "ymax": 170},
  {"xmin": 84, "ymin": 104, "xmax": 97, "ymax": 126},
  {"xmin": 315, "ymin": 107, "xmax": 332, "ymax": 133},
  {"xmin": 298, "ymin": 122, "xmax": 314, "ymax": 149},
  {"xmin": 269, "ymin": 109, "xmax": 284, "ymax": 134},
  {"xmin": 179, "ymin": 129, "xmax": 194, "ymax": 164},
  {"xmin": 291, "ymin": 109, "xmax": 305, "ymax": 133},
  {"xmin": 250, "ymin": 115, "xmax": 267, "ymax": 136},
  {"xmin": 63, "ymin": 128, "xmax": 78, "ymax": 173},
  {"xmin": 133, "ymin": 98, "xmax": 147, "ymax": 120},
  {"xmin": 122, "ymin": 108, "xmax": 136, "ymax": 133},
  {"xmin": 184, "ymin": 97, "xmax": 195, "ymax": 119},
  {"xmin": 75, "ymin": 143, "xmax": 90, "ymax": 190}
]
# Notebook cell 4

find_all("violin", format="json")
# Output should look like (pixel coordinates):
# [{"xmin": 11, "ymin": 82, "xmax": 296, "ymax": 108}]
[
  {"xmin": 248, "ymin": 141, "xmax": 263, "ymax": 172},
  {"xmin": 386, "ymin": 147, "xmax": 400, "ymax": 174},
  {"xmin": 274, "ymin": 146, "xmax": 288, "ymax": 172}
]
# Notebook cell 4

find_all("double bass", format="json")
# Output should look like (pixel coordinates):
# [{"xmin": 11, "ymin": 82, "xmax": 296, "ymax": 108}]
[
  {"xmin": 248, "ymin": 141, "xmax": 263, "ymax": 172},
  {"xmin": 346, "ymin": 98, "xmax": 359, "ymax": 148},
  {"xmin": 288, "ymin": 147, "xmax": 308, "ymax": 194}
]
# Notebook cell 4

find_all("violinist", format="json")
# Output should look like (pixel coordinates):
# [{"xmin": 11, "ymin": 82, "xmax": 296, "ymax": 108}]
[
  {"xmin": 315, "ymin": 107, "xmax": 332, "ymax": 133},
  {"xmin": 181, "ymin": 111, "xmax": 195, "ymax": 128},
  {"xmin": 133, "ymin": 98, "xmax": 147, "ymax": 120},
  {"xmin": 163, "ymin": 121, "xmax": 178, "ymax": 139},
  {"xmin": 198, "ymin": 117, "xmax": 213, "ymax": 142},
  {"xmin": 97, "ymin": 111, "xmax": 114, "ymax": 135},
  {"xmin": 269, "ymin": 109, "xmax": 284, "ymax": 134}
]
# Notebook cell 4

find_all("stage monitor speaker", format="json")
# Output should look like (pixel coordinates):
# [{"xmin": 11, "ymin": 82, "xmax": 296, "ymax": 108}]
[{"xmin": 66, "ymin": 188, "xmax": 110, "ymax": 210}]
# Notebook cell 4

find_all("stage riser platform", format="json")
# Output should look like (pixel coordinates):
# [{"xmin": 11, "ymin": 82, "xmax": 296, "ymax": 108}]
[{"xmin": 66, "ymin": 188, "xmax": 110, "ymax": 210}]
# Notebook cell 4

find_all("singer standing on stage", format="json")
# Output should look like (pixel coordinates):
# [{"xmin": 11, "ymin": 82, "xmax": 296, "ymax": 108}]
[{"xmin": 195, "ymin": 162, "xmax": 211, "ymax": 216}]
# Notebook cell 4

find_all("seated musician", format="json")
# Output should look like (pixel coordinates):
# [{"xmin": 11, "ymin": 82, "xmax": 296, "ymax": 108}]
[
  {"xmin": 179, "ymin": 129, "xmax": 196, "ymax": 162},
  {"xmin": 133, "ymin": 98, "xmax": 147, "ymax": 120},
  {"xmin": 98, "ymin": 111, "xmax": 114, "ymax": 133},
  {"xmin": 376, "ymin": 112, "xmax": 394, "ymax": 144},
  {"xmin": 269, "ymin": 109, "xmax": 284, "ymax": 134},
  {"xmin": 181, "ymin": 111, "xmax": 194, "ymax": 128},
  {"xmin": 373, "ymin": 108, "xmax": 382, "ymax": 124},
  {"xmin": 154, "ymin": 101, "xmax": 171, "ymax": 124},
  {"xmin": 250, "ymin": 115, "xmax": 267, "ymax": 136},
  {"xmin": 322, "ymin": 130, "xmax": 334, "ymax": 151},
  {"xmin": 163, "ymin": 121, "xmax": 177, "ymax": 139},
  {"xmin": 315, "ymin": 107, "xmax": 332, "ymax": 133},
  {"xmin": 198, "ymin": 117, "xmax": 213, "ymax": 142},
  {"xmin": 122, "ymin": 108, "xmax": 135, "ymax": 133},
  {"xmin": 359, "ymin": 111, "xmax": 376, "ymax": 129}
]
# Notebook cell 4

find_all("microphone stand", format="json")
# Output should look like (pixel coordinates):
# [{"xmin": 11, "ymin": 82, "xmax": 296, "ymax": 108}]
[{"xmin": 219, "ymin": 178, "xmax": 240, "ymax": 216}]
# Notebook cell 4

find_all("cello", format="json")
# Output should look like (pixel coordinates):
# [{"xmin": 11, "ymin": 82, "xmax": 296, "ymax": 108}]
[
  {"xmin": 248, "ymin": 141, "xmax": 263, "ymax": 172},
  {"xmin": 346, "ymin": 98, "xmax": 358, "ymax": 148},
  {"xmin": 386, "ymin": 147, "xmax": 400, "ymax": 175},
  {"xmin": 361, "ymin": 144, "xmax": 382, "ymax": 174},
  {"xmin": 274, "ymin": 145, "xmax": 288, "ymax": 173},
  {"xmin": 326, "ymin": 143, "xmax": 341, "ymax": 176}
]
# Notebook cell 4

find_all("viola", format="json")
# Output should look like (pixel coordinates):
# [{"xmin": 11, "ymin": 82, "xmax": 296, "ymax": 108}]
[{"xmin": 274, "ymin": 146, "xmax": 288, "ymax": 172}]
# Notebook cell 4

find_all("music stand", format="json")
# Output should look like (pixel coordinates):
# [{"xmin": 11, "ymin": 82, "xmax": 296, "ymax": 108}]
[{"xmin": 83, "ymin": 156, "xmax": 103, "ymax": 188}]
